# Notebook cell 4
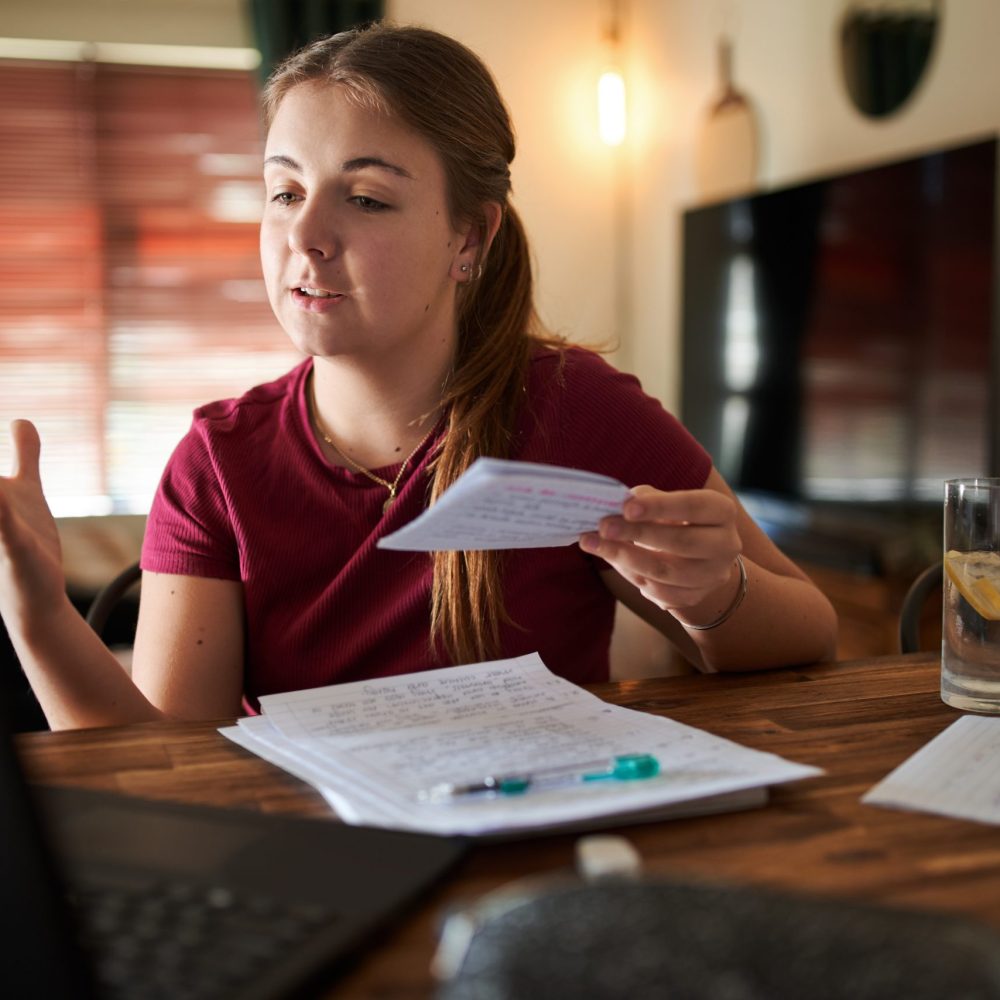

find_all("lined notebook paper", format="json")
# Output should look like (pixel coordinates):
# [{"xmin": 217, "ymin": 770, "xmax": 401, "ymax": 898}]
[
  {"xmin": 221, "ymin": 653, "xmax": 822, "ymax": 838},
  {"xmin": 863, "ymin": 715, "xmax": 1000, "ymax": 826},
  {"xmin": 377, "ymin": 458, "xmax": 631, "ymax": 551}
]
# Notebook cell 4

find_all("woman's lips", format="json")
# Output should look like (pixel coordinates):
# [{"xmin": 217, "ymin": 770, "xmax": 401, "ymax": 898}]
[{"xmin": 291, "ymin": 287, "xmax": 345, "ymax": 311}]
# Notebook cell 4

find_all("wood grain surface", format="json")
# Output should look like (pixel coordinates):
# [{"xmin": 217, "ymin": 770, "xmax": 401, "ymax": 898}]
[{"xmin": 17, "ymin": 652, "xmax": 999, "ymax": 998}]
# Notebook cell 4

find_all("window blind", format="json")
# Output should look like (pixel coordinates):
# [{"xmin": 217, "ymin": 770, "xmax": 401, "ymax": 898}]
[{"xmin": 0, "ymin": 60, "xmax": 300, "ymax": 515}]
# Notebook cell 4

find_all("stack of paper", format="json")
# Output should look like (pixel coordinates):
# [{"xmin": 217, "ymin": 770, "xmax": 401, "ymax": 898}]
[
  {"xmin": 377, "ymin": 458, "xmax": 632, "ymax": 551},
  {"xmin": 221, "ymin": 654, "xmax": 822, "ymax": 838}
]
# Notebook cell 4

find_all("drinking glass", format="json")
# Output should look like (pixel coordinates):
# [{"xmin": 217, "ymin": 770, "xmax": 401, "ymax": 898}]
[{"xmin": 942, "ymin": 478, "xmax": 1000, "ymax": 712}]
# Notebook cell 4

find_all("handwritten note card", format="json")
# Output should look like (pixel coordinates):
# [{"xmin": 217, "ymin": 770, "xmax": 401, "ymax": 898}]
[
  {"xmin": 377, "ymin": 458, "xmax": 631, "ymax": 551},
  {"xmin": 221, "ymin": 653, "xmax": 822, "ymax": 837},
  {"xmin": 863, "ymin": 715, "xmax": 1000, "ymax": 826}
]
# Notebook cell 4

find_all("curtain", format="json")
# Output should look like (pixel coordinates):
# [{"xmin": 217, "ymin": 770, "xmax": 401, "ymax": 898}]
[
  {"xmin": 0, "ymin": 59, "xmax": 301, "ymax": 515},
  {"xmin": 247, "ymin": 0, "xmax": 384, "ymax": 82}
]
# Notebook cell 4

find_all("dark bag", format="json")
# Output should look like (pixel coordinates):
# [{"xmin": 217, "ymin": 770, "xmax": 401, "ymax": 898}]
[{"xmin": 435, "ymin": 875, "xmax": 1000, "ymax": 1000}]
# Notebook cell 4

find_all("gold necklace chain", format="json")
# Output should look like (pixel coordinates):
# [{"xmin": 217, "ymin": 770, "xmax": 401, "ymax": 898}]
[{"xmin": 309, "ymin": 380, "xmax": 439, "ymax": 514}]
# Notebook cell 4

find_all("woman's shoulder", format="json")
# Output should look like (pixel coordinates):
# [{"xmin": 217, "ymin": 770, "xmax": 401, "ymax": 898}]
[
  {"xmin": 157, "ymin": 359, "xmax": 311, "ymax": 495},
  {"xmin": 191, "ymin": 359, "xmax": 310, "ymax": 435},
  {"xmin": 527, "ymin": 342, "xmax": 643, "ymax": 401},
  {"xmin": 529, "ymin": 341, "xmax": 612, "ymax": 370}
]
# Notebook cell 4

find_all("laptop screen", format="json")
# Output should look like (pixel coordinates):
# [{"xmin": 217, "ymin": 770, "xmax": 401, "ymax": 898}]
[{"xmin": 0, "ymin": 692, "xmax": 99, "ymax": 998}]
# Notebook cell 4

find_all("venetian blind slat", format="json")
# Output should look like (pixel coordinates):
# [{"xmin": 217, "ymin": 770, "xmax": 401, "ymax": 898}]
[{"xmin": 0, "ymin": 60, "xmax": 299, "ymax": 515}]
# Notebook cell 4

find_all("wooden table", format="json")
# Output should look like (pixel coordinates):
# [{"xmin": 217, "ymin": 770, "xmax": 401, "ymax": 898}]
[{"xmin": 16, "ymin": 652, "xmax": 1000, "ymax": 997}]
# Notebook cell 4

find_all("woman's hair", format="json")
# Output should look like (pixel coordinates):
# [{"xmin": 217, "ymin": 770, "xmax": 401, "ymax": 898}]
[{"xmin": 263, "ymin": 21, "xmax": 559, "ymax": 665}]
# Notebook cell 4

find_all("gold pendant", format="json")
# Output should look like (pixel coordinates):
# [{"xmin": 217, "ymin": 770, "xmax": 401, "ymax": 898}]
[{"xmin": 382, "ymin": 495, "xmax": 395, "ymax": 514}]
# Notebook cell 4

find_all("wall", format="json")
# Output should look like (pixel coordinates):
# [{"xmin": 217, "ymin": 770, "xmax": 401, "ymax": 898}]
[{"xmin": 0, "ymin": 0, "xmax": 251, "ymax": 48}]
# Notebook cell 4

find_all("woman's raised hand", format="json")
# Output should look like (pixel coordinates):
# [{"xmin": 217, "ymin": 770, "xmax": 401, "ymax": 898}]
[
  {"xmin": 579, "ymin": 484, "xmax": 743, "ymax": 623},
  {"xmin": 0, "ymin": 420, "xmax": 67, "ymax": 628}
]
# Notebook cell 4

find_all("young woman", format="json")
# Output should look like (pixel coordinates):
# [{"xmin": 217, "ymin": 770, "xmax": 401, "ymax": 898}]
[{"xmin": 0, "ymin": 23, "xmax": 836, "ymax": 730}]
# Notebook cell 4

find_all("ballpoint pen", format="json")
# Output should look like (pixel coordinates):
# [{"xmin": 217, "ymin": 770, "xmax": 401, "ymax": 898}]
[{"xmin": 418, "ymin": 753, "xmax": 660, "ymax": 803}]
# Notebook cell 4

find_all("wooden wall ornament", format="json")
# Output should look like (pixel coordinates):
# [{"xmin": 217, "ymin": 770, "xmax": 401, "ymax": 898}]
[{"xmin": 695, "ymin": 36, "xmax": 760, "ymax": 203}]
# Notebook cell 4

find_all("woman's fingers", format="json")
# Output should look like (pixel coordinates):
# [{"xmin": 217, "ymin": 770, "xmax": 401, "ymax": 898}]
[
  {"xmin": 581, "ymin": 533, "xmax": 731, "ymax": 608},
  {"xmin": 621, "ymin": 484, "xmax": 735, "ymax": 527},
  {"xmin": 9, "ymin": 419, "xmax": 41, "ymax": 482},
  {"xmin": 579, "ymin": 485, "xmax": 741, "ymax": 612},
  {"xmin": 1, "ymin": 419, "xmax": 43, "ymax": 547},
  {"xmin": 0, "ymin": 421, "xmax": 65, "ymax": 615},
  {"xmin": 597, "ymin": 519, "xmax": 734, "ymax": 561},
  {"xmin": 591, "ymin": 487, "xmax": 740, "ymax": 569}
]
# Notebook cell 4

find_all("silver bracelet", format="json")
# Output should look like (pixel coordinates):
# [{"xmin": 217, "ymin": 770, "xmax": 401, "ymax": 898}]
[{"xmin": 683, "ymin": 555, "xmax": 748, "ymax": 631}]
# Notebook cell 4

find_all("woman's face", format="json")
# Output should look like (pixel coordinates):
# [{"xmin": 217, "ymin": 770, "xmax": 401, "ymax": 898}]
[{"xmin": 260, "ymin": 82, "xmax": 471, "ymax": 372}]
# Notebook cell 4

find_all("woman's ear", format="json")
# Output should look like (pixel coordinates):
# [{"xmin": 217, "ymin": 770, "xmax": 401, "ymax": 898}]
[{"xmin": 452, "ymin": 202, "xmax": 503, "ymax": 282}]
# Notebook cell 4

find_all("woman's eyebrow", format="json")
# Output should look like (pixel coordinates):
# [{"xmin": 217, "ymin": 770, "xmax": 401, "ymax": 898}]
[
  {"xmin": 342, "ymin": 156, "xmax": 414, "ymax": 179},
  {"xmin": 263, "ymin": 154, "xmax": 301, "ymax": 171},
  {"xmin": 263, "ymin": 153, "xmax": 414, "ymax": 179}
]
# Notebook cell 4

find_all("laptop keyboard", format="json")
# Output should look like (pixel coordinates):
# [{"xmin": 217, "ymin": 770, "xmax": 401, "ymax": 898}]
[{"xmin": 70, "ymin": 880, "xmax": 338, "ymax": 1000}]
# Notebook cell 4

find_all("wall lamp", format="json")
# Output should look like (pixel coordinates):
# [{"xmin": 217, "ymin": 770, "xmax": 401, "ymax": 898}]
[{"xmin": 598, "ymin": 0, "xmax": 627, "ymax": 146}]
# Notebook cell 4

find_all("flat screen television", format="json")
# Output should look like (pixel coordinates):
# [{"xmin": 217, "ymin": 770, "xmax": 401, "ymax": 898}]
[{"xmin": 680, "ymin": 136, "xmax": 999, "ymax": 574}]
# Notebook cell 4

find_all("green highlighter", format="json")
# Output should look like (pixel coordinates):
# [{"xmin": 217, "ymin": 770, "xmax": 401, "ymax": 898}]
[{"xmin": 421, "ymin": 753, "xmax": 660, "ymax": 803}]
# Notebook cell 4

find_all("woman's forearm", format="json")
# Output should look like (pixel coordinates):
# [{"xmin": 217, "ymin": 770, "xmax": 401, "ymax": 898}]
[
  {"xmin": 8, "ymin": 592, "xmax": 164, "ymax": 729},
  {"xmin": 673, "ymin": 557, "xmax": 838, "ymax": 672},
  {"xmin": 603, "ymin": 561, "xmax": 837, "ymax": 673}
]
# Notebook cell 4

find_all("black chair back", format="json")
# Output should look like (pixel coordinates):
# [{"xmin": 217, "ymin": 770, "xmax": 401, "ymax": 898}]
[{"xmin": 899, "ymin": 561, "xmax": 943, "ymax": 654}]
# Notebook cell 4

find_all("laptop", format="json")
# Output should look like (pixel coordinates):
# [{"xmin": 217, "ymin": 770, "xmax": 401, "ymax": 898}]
[{"xmin": 0, "ymin": 698, "xmax": 468, "ymax": 1000}]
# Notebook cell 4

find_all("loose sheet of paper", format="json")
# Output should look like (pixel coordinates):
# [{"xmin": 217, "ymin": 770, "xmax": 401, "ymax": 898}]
[
  {"xmin": 221, "ymin": 653, "xmax": 822, "ymax": 837},
  {"xmin": 377, "ymin": 457, "xmax": 631, "ymax": 551},
  {"xmin": 863, "ymin": 715, "xmax": 1000, "ymax": 826}
]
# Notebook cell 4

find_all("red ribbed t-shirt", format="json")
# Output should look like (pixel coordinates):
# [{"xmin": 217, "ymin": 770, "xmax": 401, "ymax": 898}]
[{"xmin": 141, "ymin": 348, "xmax": 711, "ymax": 707}]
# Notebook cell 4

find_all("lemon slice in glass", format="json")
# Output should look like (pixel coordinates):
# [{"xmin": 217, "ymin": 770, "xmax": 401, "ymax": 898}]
[{"xmin": 944, "ymin": 550, "xmax": 1000, "ymax": 621}]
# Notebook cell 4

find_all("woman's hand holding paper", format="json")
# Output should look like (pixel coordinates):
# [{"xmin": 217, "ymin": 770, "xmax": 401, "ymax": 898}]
[{"xmin": 579, "ymin": 484, "xmax": 744, "ymax": 627}]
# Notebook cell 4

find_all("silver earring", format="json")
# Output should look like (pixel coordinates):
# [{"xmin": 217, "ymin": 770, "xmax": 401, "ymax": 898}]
[{"xmin": 460, "ymin": 264, "xmax": 469, "ymax": 273}]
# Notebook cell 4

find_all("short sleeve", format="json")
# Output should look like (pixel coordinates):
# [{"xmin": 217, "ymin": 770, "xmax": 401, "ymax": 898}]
[{"xmin": 140, "ymin": 420, "xmax": 242, "ymax": 581}]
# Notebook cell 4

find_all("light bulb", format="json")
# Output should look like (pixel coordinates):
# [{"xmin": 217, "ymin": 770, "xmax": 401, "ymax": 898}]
[{"xmin": 598, "ymin": 69, "xmax": 626, "ymax": 146}]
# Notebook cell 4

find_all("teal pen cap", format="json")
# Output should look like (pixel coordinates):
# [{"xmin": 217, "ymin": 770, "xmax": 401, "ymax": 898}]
[
  {"xmin": 418, "ymin": 753, "xmax": 660, "ymax": 803},
  {"xmin": 581, "ymin": 753, "xmax": 660, "ymax": 783}
]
